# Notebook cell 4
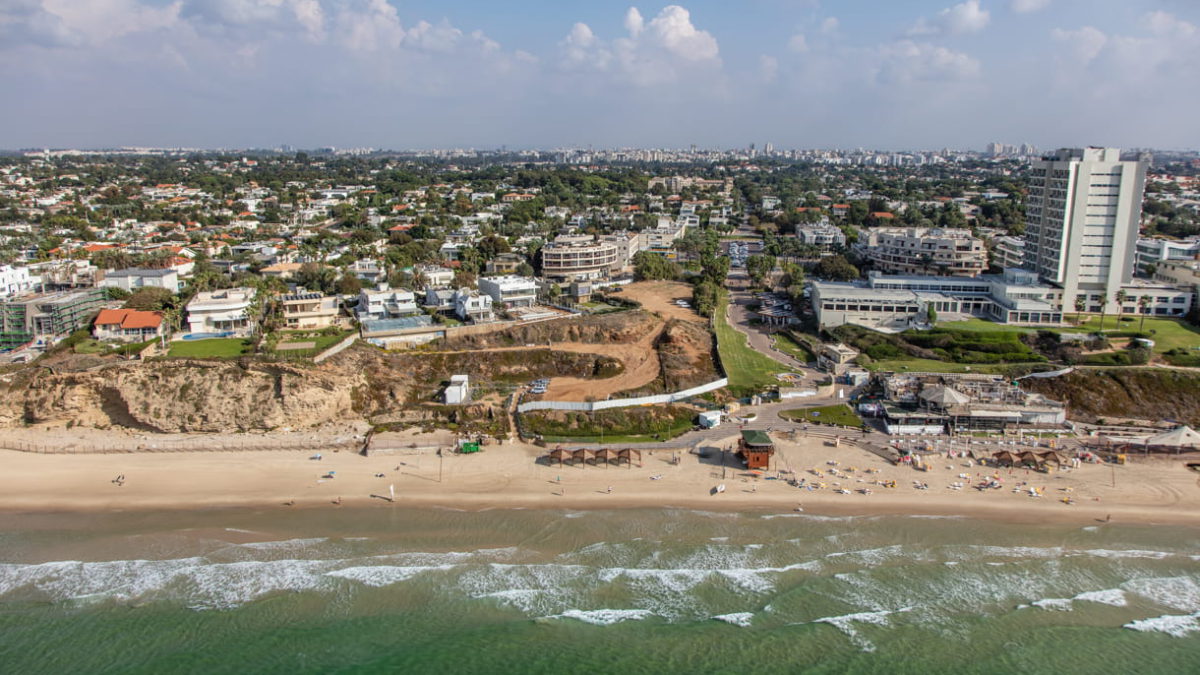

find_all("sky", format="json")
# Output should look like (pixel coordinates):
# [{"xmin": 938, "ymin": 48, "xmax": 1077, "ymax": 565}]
[{"xmin": 1, "ymin": 0, "xmax": 1198, "ymax": 151}]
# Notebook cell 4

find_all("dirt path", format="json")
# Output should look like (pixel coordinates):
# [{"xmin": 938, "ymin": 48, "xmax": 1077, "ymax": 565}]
[
  {"xmin": 621, "ymin": 281, "xmax": 706, "ymax": 324},
  {"xmin": 541, "ymin": 324, "xmax": 665, "ymax": 400}
]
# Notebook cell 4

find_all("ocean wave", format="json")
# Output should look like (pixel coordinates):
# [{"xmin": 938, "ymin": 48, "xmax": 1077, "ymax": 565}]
[
  {"xmin": 475, "ymin": 589, "xmax": 551, "ymax": 613},
  {"xmin": 239, "ymin": 537, "xmax": 329, "ymax": 551},
  {"xmin": 712, "ymin": 612, "xmax": 754, "ymax": 627},
  {"xmin": 325, "ymin": 565, "xmax": 454, "ymax": 587},
  {"xmin": 1081, "ymin": 549, "xmax": 1171, "ymax": 560},
  {"xmin": 548, "ymin": 609, "xmax": 655, "ymax": 625},
  {"xmin": 1123, "ymin": 612, "xmax": 1200, "ymax": 638},
  {"xmin": 810, "ymin": 608, "xmax": 910, "ymax": 652},
  {"xmin": 1026, "ymin": 589, "xmax": 1128, "ymax": 612},
  {"xmin": 1122, "ymin": 577, "xmax": 1200, "ymax": 613}
]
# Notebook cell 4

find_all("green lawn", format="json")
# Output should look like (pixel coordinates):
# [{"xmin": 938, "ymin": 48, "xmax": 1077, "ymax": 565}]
[
  {"xmin": 167, "ymin": 337, "xmax": 253, "ymax": 358},
  {"xmin": 938, "ymin": 319, "xmax": 1035, "ymax": 334},
  {"xmin": 714, "ymin": 294, "xmax": 797, "ymax": 391},
  {"xmin": 780, "ymin": 404, "xmax": 862, "ymax": 427},
  {"xmin": 773, "ymin": 332, "xmax": 816, "ymax": 362},
  {"xmin": 1068, "ymin": 316, "xmax": 1200, "ymax": 353}
]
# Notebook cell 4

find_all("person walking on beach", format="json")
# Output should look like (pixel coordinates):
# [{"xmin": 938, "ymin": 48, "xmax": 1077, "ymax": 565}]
[{"xmin": 607, "ymin": 486, "xmax": 613, "ymax": 494}]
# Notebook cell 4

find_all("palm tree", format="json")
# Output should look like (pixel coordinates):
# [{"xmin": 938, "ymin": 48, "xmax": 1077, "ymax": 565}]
[
  {"xmin": 1074, "ymin": 294, "xmax": 1087, "ymax": 319},
  {"xmin": 1138, "ymin": 296, "xmax": 1151, "ymax": 333},
  {"xmin": 1098, "ymin": 292, "xmax": 1109, "ymax": 332},
  {"xmin": 1115, "ymin": 289, "xmax": 1128, "ymax": 326}
]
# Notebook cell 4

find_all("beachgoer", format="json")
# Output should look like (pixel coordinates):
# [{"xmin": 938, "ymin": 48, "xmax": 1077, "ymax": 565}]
[{"xmin": 607, "ymin": 486, "xmax": 613, "ymax": 494}]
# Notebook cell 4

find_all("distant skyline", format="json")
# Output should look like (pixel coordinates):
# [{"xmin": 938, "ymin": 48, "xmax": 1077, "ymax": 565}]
[{"xmin": 2, "ymin": 1, "xmax": 1198, "ymax": 151}]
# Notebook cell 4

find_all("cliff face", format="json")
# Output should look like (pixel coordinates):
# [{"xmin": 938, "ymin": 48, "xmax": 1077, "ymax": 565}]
[
  {"xmin": 1020, "ymin": 368, "xmax": 1200, "ymax": 426},
  {"xmin": 0, "ymin": 360, "xmax": 365, "ymax": 433}
]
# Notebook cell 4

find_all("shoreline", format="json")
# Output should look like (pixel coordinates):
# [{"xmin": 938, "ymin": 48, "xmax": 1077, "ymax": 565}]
[{"xmin": 2, "ymin": 430, "xmax": 1199, "ymax": 528}]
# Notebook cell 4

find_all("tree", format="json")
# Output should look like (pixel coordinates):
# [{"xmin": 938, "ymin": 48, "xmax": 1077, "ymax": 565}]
[
  {"xmin": 1138, "ymin": 295, "xmax": 1151, "ymax": 332},
  {"xmin": 1115, "ymin": 288, "xmax": 1128, "ymax": 324},
  {"xmin": 926, "ymin": 304, "xmax": 937, "ymax": 326},
  {"xmin": 746, "ymin": 254, "xmax": 776, "ymax": 288},
  {"xmin": 336, "ymin": 273, "xmax": 363, "ymax": 296},
  {"xmin": 692, "ymin": 280, "xmax": 721, "ymax": 318},
  {"xmin": 1074, "ymin": 294, "xmax": 1087, "ymax": 317},
  {"xmin": 814, "ymin": 255, "xmax": 860, "ymax": 281},
  {"xmin": 632, "ymin": 251, "xmax": 682, "ymax": 281},
  {"xmin": 124, "ymin": 287, "xmax": 176, "ymax": 312}
]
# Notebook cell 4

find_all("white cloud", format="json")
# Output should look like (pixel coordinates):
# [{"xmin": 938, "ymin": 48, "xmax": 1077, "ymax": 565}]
[
  {"xmin": 876, "ymin": 40, "xmax": 980, "ymax": 83},
  {"xmin": 820, "ymin": 17, "xmax": 839, "ymax": 34},
  {"xmin": 624, "ymin": 7, "xmax": 643, "ymax": 37},
  {"xmin": 558, "ymin": 5, "xmax": 720, "ymax": 87},
  {"xmin": 1011, "ymin": 0, "xmax": 1051, "ymax": 13},
  {"xmin": 787, "ymin": 33, "xmax": 808, "ymax": 53},
  {"xmin": 909, "ymin": 0, "xmax": 990, "ymax": 37},
  {"xmin": 1051, "ymin": 25, "xmax": 1107, "ymax": 63}
]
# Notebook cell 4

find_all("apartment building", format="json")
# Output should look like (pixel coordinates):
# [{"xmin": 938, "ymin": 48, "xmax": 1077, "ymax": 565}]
[
  {"xmin": 1024, "ymin": 147, "xmax": 1149, "ymax": 312},
  {"xmin": 540, "ymin": 235, "xmax": 621, "ymax": 282},
  {"xmin": 796, "ymin": 222, "xmax": 847, "ymax": 250},
  {"xmin": 0, "ymin": 287, "xmax": 106, "ymax": 348},
  {"xmin": 992, "ymin": 236, "xmax": 1026, "ymax": 270},
  {"xmin": 356, "ymin": 287, "xmax": 419, "ymax": 321},
  {"xmin": 0, "ymin": 264, "xmax": 36, "ymax": 299},
  {"xmin": 454, "ymin": 288, "xmax": 495, "ymax": 323},
  {"xmin": 857, "ymin": 227, "xmax": 987, "ymax": 277},
  {"xmin": 1135, "ymin": 237, "xmax": 1200, "ymax": 273}
]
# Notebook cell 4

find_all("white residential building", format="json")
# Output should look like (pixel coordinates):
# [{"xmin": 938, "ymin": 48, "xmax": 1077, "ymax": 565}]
[
  {"xmin": 185, "ymin": 287, "xmax": 257, "ymax": 337},
  {"xmin": 857, "ymin": 227, "xmax": 987, "ymax": 277},
  {"xmin": 357, "ymin": 287, "xmax": 419, "ymax": 321},
  {"xmin": 1024, "ymin": 147, "xmax": 1149, "ymax": 312},
  {"xmin": 1134, "ymin": 237, "xmax": 1200, "ymax": 273},
  {"xmin": 417, "ymin": 264, "xmax": 455, "ymax": 289},
  {"xmin": 0, "ymin": 265, "xmax": 36, "ymax": 299},
  {"xmin": 796, "ymin": 222, "xmax": 846, "ymax": 250},
  {"xmin": 454, "ymin": 287, "xmax": 494, "ymax": 323},
  {"xmin": 477, "ymin": 275, "xmax": 538, "ymax": 307},
  {"xmin": 279, "ymin": 292, "xmax": 340, "ymax": 329},
  {"xmin": 992, "ymin": 236, "xmax": 1026, "ymax": 270}
]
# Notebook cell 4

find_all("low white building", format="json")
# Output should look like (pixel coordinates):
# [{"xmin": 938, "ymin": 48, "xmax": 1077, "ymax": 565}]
[
  {"xmin": 280, "ymin": 292, "xmax": 340, "ymax": 329},
  {"xmin": 99, "ymin": 268, "xmax": 181, "ymax": 293},
  {"xmin": 444, "ymin": 375, "xmax": 470, "ymax": 404},
  {"xmin": 796, "ymin": 222, "xmax": 846, "ymax": 250},
  {"xmin": 185, "ymin": 287, "xmax": 256, "ymax": 337},
  {"xmin": 477, "ymin": 275, "xmax": 538, "ymax": 307},
  {"xmin": 0, "ymin": 264, "xmax": 36, "ymax": 299},
  {"xmin": 417, "ymin": 264, "xmax": 455, "ymax": 289}
]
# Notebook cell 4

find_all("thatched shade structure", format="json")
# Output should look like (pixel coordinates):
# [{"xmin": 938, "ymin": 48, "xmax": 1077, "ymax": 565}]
[
  {"xmin": 594, "ymin": 448, "xmax": 617, "ymax": 466},
  {"xmin": 617, "ymin": 448, "xmax": 642, "ymax": 467},
  {"xmin": 1016, "ymin": 451, "xmax": 1043, "ymax": 468},
  {"xmin": 570, "ymin": 449, "xmax": 592, "ymax": 466},
  {"xmin": 992, "ymin": 450, "xmax": 1017, "ymax": 467},
  {"xmin": 548, "ymin": 448, "xmax": 570, "ymax": 466},
  {"xmin": 1037, "ymin": 450, "xmax": 1064, "ymax": 466}
]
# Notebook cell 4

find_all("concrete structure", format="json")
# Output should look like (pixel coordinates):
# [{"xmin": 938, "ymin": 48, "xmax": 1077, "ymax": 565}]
[
  {"xmin": 810, "ymin": 269, "xmax": 1064, "ymax": 331},
  {"xmin": 796, "ymin": 222, "xmax": 846, "ymax": 250},
  {"xmin": 1153, "ymin": 259, "xmax": 1200, "ymax": 293},
  {"xmin": 858, "ymin": 227, "xmax": 986, "ymax": 277},
  {"xmin": 93, "ymin": 308, "xmax": 165, "ymax": 343},
  {"xmin": 478, "ymin": 275, "xmax": 538, "ymax": 307},
  {"xmin": 357, "ymin": 287, "xmax": 419, "ymax": 321},
  {"xmin": 817, "ymin": 343, "xmax": 859, "ymax": 375},
  {"xmin": 992, "ymin": 236, "xmax": 1026, "ymax": 270},
  {"xmin": 99, "ymin": 268, "xmax": 181, "ymax": 293},
  {"xmin": 1024, "ymin": 147, "xmax": 1149, "ymax": 312},
  {"xmin": 454, "ymin": 287, "xmax": 495, "ymax": 323},
  {"xmin": 879, "ymin": 372, "xmax": 1066, "ymax": 434},
  {"xmin": 0, "ymin": 265, "xmax": 36, "ymax": 299},
  {"xmin": 349, "ymin": 259, "xmax": 387, "ymax": 286},
  {"xmin": 1135, "ymin": 237, "xmax": 1200, "ymax": 274},
  {"xmin": 697, "ymin": 410, "xmax": 722, "ymax": 428},
  {"xmin": 279, "ymin": 292, "xmax": 340, "ymax": 329},
  {"xmin": 484, "ymin": 252, "xmax": 526, "ymax": 276},
  {"xmin": 641, "ymin": 218, "xmax": 688, "ymax": 252},
  {"xmin": 443, "ymin": 375, "xmax": 470, "ymax": 404},
  {"xmin": 540, "ymin": 235, "xmax": 622, "ymax": 282},
  {"xmin": 0, "ymin": 288, "xmax": 106, "ymax": 348},
  {"xmin": 260, "ymin": 262, "xmax": 303, "ymax": 280},
  {"xmin": 185, "ymin": 287, "xmax": 256, "ymax": 337},
  {"xmin": 1113, "ymin": 280, "xmax": 1192, "ymax": 317}
]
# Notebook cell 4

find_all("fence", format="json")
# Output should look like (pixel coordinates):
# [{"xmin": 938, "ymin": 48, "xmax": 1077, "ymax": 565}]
[
  {"xmin": 314, "ymin": 334, "xmax": 358, "ymax": 363},
  {"xmin": 516, "ymin": 378, "xmax": 729, "ymax": 413}
]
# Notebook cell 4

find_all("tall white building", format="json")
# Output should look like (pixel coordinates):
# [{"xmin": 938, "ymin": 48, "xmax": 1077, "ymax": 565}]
[{"xmin": 1023, "ymin": 147, "xmax": 1149, "ymax": 312}]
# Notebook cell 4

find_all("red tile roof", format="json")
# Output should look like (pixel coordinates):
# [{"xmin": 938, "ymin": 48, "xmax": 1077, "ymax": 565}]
[{"xmin": 95, "ymin": 309, "xmax": 163, "ymax": 330}]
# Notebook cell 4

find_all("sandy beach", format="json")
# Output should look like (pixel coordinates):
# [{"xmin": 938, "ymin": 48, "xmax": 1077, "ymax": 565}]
[{"xmin": 2, "ymin": 430, "xmax": 1198, "ymax": 526}]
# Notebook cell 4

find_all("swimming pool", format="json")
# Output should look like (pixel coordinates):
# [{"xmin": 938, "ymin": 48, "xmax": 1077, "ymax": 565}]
[{"xmin": 181, "ymin": 331, "xmax": 234, "ymax": 340}]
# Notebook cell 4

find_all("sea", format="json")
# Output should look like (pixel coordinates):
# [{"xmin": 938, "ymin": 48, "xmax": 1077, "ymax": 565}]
[{"xmin": 1, "ymin": 507, "xmax": 1198, "ymax": 674}]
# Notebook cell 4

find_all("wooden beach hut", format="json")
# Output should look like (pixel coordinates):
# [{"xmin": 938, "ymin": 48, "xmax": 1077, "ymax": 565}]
[
  {"xmin": 617, "ymin": 448, "xmax": 642, "ymax": 468},
  {"xmin": 737, "ymin": 430, "xmax": 775, "ymax": 470}
]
